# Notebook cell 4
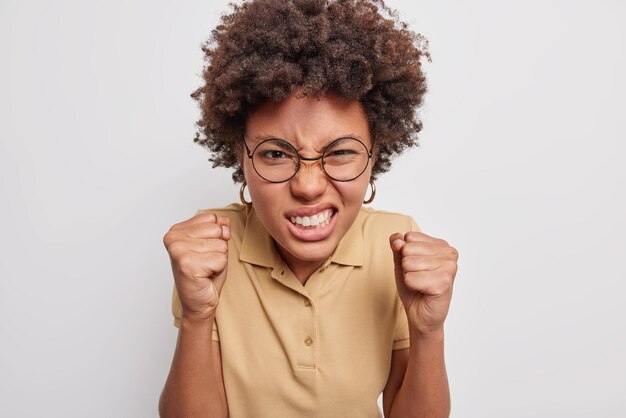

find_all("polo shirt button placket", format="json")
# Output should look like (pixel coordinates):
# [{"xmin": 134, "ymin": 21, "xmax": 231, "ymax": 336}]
[{"xmin": 298, "ymin": 298, "xmax": 316, "ymax": 368}]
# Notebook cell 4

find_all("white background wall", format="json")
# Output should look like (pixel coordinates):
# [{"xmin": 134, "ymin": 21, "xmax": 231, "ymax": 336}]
[{"xmin": 1, "ymin": 0, "xmax": 625, "ymax": 417}]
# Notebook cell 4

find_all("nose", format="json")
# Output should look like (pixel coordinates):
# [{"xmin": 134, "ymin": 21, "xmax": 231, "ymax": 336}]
[{"xmin": 289, "ymin": 159, "xmax": 328, "ymax": 202}]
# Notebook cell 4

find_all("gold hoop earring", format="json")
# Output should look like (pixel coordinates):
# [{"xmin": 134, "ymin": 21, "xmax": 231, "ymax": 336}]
[
  {"xmin": 239, "ymin": 181, "xmax": 252, "ymax": 206},
  {"xmin": 363, "ymin": 179, "xmax": 376, "ymax": 204}
]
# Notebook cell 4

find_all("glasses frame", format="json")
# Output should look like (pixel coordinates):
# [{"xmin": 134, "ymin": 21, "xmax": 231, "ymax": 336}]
[{"xmin": 243, "ymin": 136, "xmax": 373, "ymax": 183}]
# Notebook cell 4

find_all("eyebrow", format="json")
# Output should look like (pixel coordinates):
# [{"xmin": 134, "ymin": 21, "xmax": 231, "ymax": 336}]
[{"xmin": 250, "ymin": 134, "xmax": 366, "ymax": 153}]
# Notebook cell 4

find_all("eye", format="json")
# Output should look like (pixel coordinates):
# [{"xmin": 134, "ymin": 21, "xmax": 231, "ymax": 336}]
[
  {"xmin": 261, "ymin": 150, "xmax": 287, "ymax": 159},
  {"xmin": 327, "ymin": 148, "xmax": 356, "ymax": 157}
]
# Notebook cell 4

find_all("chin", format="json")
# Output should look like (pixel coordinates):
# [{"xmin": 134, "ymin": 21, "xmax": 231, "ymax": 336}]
[{"xmin": 281, "ymin": 240, "xmax": 336, "ymax": 263}]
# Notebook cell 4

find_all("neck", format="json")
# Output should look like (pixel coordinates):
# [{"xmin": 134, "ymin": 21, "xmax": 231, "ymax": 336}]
[{"xmin": 275, "ymin": 243, "xmax": 325, "ymax": 285}]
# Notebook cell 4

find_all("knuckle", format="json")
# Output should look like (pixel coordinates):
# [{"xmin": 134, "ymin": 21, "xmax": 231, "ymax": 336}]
[
  {"xmin": 445, "ymin": 259, "xmax": 458, "ymax": 274},
  {"xmin": 404, "ymin": 231, "xmax": 418, "ymax": 241},
  {"xmin": 167, "ymin": 222, "xmax": 182, "ymax": 232},
  {"xmin": 163, "ymin": 226, "xmax": 182, "ymax": 247},
  {"xmin": 162, "ymin": 231, "xmax": 172, "ymax": 247},
  {"xmin": 199, "ymin": 211, "xmax": 217, "ymax": 222},
  {"xmin": 400, "ymin": 242, "xmax": 416, "ymax": 257},
  {"xmin": 216, "ymin": 252, "xmax": 228, "ymax": 266},
  {"xmin": 439, "ymin": 277, "xmax": 452, "ymax": 293},
  {"xmin": 401, "ymin": 256, "xmax": 415, "ymax": 272},
  {"xmin": 168, "ymin": 241, "xmax": 187, "ymax": 256},
  {"xmin": 195, "ymin": 222, "xmax": 221, "ymax": 238},
  {"xmin": 217, "ymin": 239, "xmax": 229, "ymax": 253},
  {"xmin": 177, "ymin": 254, "xmax": 195, "ymax": 271},
  {"xmin": 210, "ymin": 253, "xmax": 228, "ymax": 274},
  {"xmin": 403, "ymin": 271, "xmax": 419, "ymax": 284}
]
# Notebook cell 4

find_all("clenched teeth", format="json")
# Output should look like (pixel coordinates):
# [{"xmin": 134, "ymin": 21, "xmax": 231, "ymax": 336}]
[{"xmin": 290, "ymin": 209, "xmax": 334, "ymax": 228}]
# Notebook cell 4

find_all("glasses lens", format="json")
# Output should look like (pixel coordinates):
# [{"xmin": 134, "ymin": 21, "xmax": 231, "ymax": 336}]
[
  {"xmin": 322, "ymin": 137, "xmax": 370, "ymax": 181},
  {"xmin": 252, "ymin": 139, "xmax": 299, "ymax": 182}
]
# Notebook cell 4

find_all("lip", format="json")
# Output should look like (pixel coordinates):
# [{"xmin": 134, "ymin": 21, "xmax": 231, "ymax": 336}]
[
  {"xmin": 284, "ymin": 204, "xmax": 336, "ymax": 218},
  {"xmin": 285, "ymin": 208, "xmax": 338, "ymax": 242}
]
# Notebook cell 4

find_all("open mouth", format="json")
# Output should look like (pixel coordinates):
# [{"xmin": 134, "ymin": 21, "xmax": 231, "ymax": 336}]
[{"xmin": 289, "ymin": 209, "xmax": 335, "ymax": 229}]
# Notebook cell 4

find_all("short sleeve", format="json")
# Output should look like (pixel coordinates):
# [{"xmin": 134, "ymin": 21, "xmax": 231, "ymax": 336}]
[
  {"xmin": 171, "ymin": 284, "xmax": 220, "ymax": 341},
  {"xmin": 392, "ymin": 297, "xmax": 410, "ymax": 350}
]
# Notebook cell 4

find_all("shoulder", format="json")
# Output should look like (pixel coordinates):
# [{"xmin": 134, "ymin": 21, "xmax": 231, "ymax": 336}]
[
  {"xmin": 195, "ymin": 203, "xmax": 248, "ymax": 224},
  {"xmin": 195, "ymin": 203, "xmax": 250, "ymax": 242},
  {"xmin": 357, "ymin": 206, "xmax": 421, "ymax": 235},
  {"xmin": 353, "ymin": 207, "xmax": 420, "ymax": 271},
  {"xmin": 195, "ymin": 202, "xmax": 248, "ymax": 218}
]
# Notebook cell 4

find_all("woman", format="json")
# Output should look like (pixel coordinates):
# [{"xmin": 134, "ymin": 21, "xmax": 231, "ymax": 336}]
[{"xmin": 159, "ymin": 1, "xmax": 458, "ymax": 417}]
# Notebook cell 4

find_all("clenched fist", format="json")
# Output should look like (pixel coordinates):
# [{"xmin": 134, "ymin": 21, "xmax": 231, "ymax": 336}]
[
  {"xmin": 163, "ymin": 212, "xmax": 231, "ymax": 322},
  {"xmin": 390, "ymin": 231, "xmax": 459, "ymax": 336}
]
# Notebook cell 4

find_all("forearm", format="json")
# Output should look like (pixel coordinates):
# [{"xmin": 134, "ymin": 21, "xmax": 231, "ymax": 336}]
[
  {"xmin": 159, "ymin": 315, "xmax": 228, "ymax": 418},
  {"xmin": 388, "ymin": 329, "xmax": 450, "ymax": 418}
]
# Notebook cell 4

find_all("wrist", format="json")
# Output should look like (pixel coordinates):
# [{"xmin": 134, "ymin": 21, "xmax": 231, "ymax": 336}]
[
  {"xmin": 180, "ymin": 311, "xmax": 215, "ymax": 331},
  {"xmin": 409, "ymin": 326, "xmax": 445, "ymax": 343}
]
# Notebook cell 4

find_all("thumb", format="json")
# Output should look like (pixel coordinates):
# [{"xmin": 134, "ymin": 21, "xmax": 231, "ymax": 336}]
[
  {"xmin": 389, "ymin": 232, "xmax": 405, "ymax": 270},
  {"xmin": 216, "ymin": 216, "xmax": 231, "ymax": 241},
  {"xmin": 389, "ymin": 233, "xmax": 410, "ymax": 301},
  {"xmin": 389, "ymin": 232, "xmax": 405, "ymax": 253}
]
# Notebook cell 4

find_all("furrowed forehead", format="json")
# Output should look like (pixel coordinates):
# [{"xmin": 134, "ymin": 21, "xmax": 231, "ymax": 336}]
[{"xmin": 244, "ymin": 94, "xmax": 371, "ymax": 150}]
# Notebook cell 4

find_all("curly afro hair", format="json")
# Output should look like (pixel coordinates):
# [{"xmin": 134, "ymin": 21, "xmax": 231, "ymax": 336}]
[{"xmin": 192, "ymin": 0, "xmax": 430, "ymax": 183}]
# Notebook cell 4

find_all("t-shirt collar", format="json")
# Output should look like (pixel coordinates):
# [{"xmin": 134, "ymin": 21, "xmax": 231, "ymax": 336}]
[
  {"xmin": 239, "ymin": 206, "xmax": 277, "ymax": 268},
  {"xmin": 329, "ymin": 210, "xmax": 364, "ymax": 266}
]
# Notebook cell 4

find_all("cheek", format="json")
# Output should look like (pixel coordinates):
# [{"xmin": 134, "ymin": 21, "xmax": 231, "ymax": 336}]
[
  {"xmin": 247, "ymin": 181, "xmax": 286, "ymax": 209},
  {"xmin": 243, "ymin": 158, "xmax": 263, "ymax": 191},
  {"xmin": 334, "ymin": 179, "xmax": 369, "ymax": 203}
]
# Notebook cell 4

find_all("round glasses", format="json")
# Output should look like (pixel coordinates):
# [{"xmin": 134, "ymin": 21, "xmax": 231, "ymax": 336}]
[{"xmin": 244, "ymin": 137, "xmax": 373, "ymax": 183}]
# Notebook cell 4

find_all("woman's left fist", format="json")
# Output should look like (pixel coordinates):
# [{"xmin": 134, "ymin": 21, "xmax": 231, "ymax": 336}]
[{"xmin": 389, "ymin": 231, "xmax": 459, "ymax": 336}]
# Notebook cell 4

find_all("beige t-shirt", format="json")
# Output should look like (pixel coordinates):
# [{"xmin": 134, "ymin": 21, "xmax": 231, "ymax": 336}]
[{"xmin": 172, "ymin": 203, "xmax": 420, "ymax": 417}]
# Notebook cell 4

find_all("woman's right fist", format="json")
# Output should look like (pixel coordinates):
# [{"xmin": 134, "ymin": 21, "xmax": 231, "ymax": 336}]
[{"xmin": 163, "ymin": 212, "xmax": 231, "ymax": 321}]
